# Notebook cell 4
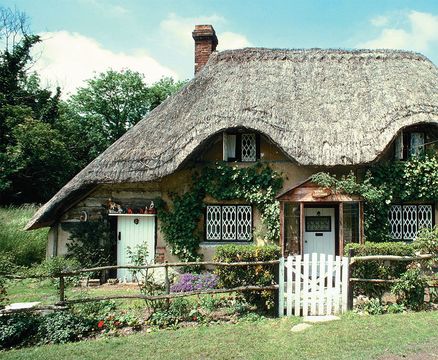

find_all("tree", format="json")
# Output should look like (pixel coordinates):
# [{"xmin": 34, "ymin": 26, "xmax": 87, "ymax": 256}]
[
  {"xmin": 0, "ymin": 7, "xmax": 67, "ymax": 203},
  {"xmin": 67, "ymin": 71, "xmax": 187, "ymax": 159},
  {"xmin": 69, "ymin": 70, "xmax": 151, "ymax": 144}
]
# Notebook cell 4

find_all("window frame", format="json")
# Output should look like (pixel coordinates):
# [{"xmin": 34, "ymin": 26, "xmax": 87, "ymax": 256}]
[
  {"xmin": 204, "ymin": 204, "xmax": 253, "ymax": 242},
  {"xmin": 388, "ymin": 203, "xmax": 435, "ymax": 241},
  {"xmin": 395, "ymin": 131, "xmax": 425, "ymax": 160},
  {"xmin": 223, "ymin": 132, "xmax": 260, "ymax": 162}
]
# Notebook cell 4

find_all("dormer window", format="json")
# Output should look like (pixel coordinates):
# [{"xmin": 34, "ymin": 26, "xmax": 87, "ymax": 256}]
[
  {"xmin": 395, "ymin": 131, "xmax": 424, "ymax": 160},
  {"xmin": 223, "ymin": 132, "xmax": 260, "ymax": 162}
]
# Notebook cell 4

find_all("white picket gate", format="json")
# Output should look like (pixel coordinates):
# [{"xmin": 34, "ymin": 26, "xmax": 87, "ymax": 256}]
[{"xmin": 278, "ymin": 253, "xmax": 350, "ymax": 317}]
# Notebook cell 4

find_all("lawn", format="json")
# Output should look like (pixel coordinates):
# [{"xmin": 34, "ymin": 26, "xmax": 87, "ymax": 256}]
[
  {"xmin": 6, "ymin": 279, "xmax": 145, "ymax": 308},
  {"xmin": 2, "ymin": 311, "xmax": 438, "ymax": 360}
]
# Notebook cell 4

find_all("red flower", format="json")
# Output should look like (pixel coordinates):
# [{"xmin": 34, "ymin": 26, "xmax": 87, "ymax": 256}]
[
  {"xmin": 98, "ymin": 320, "xmax": 105, "ymax": 328},
  {"xmin": 192, "ymin": 316, "xmax": 197, "ymax": 321}
]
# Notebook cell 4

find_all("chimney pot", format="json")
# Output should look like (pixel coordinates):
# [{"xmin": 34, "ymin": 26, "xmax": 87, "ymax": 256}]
[{"xmin": 192, "ymin": 25, "xmax": 218, "ymax": 74}]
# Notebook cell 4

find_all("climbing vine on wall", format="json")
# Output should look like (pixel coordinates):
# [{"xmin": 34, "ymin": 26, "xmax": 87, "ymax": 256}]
[
  {"xmin": 311, "ymin": 153, "xmax": 438, "ymax": 241},
  {"xmin": 155, "ymin": 163, "xmax": 283, "ymax": 262}
]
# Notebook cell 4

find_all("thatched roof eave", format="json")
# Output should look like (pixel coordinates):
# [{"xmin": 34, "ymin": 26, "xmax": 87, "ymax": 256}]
[{"xmin": 26, "ymin": 47, "xmax": 438, "ymax": 230}]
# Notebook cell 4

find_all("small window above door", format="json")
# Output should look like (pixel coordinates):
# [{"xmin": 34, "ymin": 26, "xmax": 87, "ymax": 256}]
[{"xmin": 223, "ymin": 131, "xmax": 260, "ymax": 162}]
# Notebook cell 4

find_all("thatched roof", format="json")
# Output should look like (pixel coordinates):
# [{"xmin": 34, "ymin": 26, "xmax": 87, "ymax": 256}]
[{"xmin": 27, "ymin": 48, "xmax": 438, "ymax": 229}]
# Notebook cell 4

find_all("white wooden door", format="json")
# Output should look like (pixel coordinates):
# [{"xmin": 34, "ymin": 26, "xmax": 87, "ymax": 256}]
[
  {"xmin": 117, "ymin": 215, "xmax": 155, "ymax": 282},
  {"xmin": 304, "ymin": 207, "xmax": 335, "ymax": 256}
]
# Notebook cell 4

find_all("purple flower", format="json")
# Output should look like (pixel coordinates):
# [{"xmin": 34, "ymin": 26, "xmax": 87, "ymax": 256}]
[{"xmin": 170, "ymin": 273, "xmax": 218, "ymax": 293}]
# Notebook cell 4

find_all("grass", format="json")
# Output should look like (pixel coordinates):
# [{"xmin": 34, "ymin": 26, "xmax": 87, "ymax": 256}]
[
  {"xmin": 0, "ymin": 205, "xmax": 47, "ymax": 266},
  {"xmin": 1, "ymin": 311, "xmax": 438, "ymax": 360},
  {"xmin": 6, "ymin": 279, "xmax": 145, "ymax": 308}
]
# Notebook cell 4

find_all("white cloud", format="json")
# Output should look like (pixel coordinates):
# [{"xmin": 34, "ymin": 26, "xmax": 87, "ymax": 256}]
[
  {"xmin": 358, "ymin": 11, "xmax": 438, "ymax": 52},
  {"xmin": 77, "ymin": 0, "xmax": 129, "ymax": 17},
  {"xmin": 32, "ymin": 31, "xmax": 178, "ymax": 96},
  {"xmin": 370, "ymin": 15, "xmax": 389, "ymax": 27},
  {"xmin": 160, "ymin": 13, "xmax": 252, "ymax": 52}
]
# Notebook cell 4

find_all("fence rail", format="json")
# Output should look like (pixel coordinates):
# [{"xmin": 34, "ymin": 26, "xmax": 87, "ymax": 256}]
[{"xmin": 2, "ymin": 259, "xmax": 279, "ymax": 308}]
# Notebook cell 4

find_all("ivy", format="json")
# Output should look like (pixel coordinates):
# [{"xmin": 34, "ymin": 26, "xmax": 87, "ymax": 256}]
[
  {"xmin": 155, "ymin": 163, "xmax": 283, "ymax": 262},
  {"xmin": 312, "ymin": 153, "xmax": 438, "ymax": 242}
]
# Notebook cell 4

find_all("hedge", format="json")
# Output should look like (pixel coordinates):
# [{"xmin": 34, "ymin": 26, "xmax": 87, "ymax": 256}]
[
  {"xmin": 345, "ymin": 242, "xmax": 416, "ymax": 297},
  {"xmin": 213, "ymin": 244, "xmax": 280, "ymax": 313}
]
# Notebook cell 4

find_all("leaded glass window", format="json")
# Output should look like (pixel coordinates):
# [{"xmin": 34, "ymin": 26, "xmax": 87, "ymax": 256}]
[
  {"xmin": 205, "ymin": 205, "xmax": 252, "ymax": 241},
  {"xmin": 388, "ymin": 204, "xmax": 433, "ymax": 240}
]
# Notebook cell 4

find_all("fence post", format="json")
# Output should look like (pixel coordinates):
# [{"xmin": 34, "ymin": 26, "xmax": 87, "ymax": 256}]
[
  {"xmin": 164, "ymin": 261, "xmax": 170, "ymax": 308},
  {"xmin": 59, "ymin": 274, "xmax": 65, "ymax": 303},
  {"xmin": 278, "ymin": 257, "xmax": 285, "ymax": 317},
  {"xmin": 347, "ymin": 249, "xmax": 355, "ymax": 311}
]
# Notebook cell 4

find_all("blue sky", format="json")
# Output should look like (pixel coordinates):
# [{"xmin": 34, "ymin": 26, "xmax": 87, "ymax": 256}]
[{"xmin": 3, "ymin": 0, "xmax": 438, "ymax": 95}]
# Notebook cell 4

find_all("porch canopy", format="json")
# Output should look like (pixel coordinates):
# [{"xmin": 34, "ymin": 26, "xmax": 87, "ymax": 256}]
[{"xmin": 277, "ymin": 179, "xmax": 364, "ymax": 257}]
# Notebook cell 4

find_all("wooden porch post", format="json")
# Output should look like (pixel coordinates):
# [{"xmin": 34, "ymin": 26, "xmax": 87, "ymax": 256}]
[
  {"xmin": 359, "ymin": 201, "xmax": 365, "ymax": 244},
  {"xmin": 299, "ymin": 202, "xmax": 305, "ymax": 255},
  {"xmin": 339, "ymin": 202, "xmax": 344, "ymax": 256},
  {"xmin": 279, "ymin": 201, "xmax": 285, "ymax": 256}
]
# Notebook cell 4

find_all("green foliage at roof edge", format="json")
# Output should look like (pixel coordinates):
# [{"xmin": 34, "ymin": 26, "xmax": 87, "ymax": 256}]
[
  {"xmin": 311, "ymin": 153, "xmax": 438, "ymax": 242},
  {"xmin": 155, "ymin": 162, "xmax": 284, "ymax": 262}
]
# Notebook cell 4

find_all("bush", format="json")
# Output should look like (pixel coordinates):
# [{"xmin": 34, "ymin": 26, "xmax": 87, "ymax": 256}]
[
  {"xmin": 37, "ymin": 311, "xmax": 94, "ymax": 344},
  {"xmin": 213, "ymin": 244, "xmax": 280, "ymax": 313},
  {"xmin": 66, "ymin": 216, "xmax": 116, "ymax": 271},
  {"xmin": 345, "ymin": 242, "xmax": 415, "ymax": 298},
  {"xmin": 0, "ymin": 313, "xmax": 40, "ymax": 349},
  {"xmin": 170, "ymin": 273, "xmax": 218, "ymax": 293},
  {"xmin": 415, "ymin": 226, "xmax": 438, "ymax": 262},
  {"xmin": 149, "ymin": 298, "xmax": 192, "ymax": 328},
  {"xmin": 391, "ymin": 267, "xmax": 428, "ymax": 310},
  {"xmin": 0, "ymin": 252, "xmax": 18, "ymax": 308},
  {"xmin": 0, "ymin": 205, "xmax": 48, "ymax": 266}
]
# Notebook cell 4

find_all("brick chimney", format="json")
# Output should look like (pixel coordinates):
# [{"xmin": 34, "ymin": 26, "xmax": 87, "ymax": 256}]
[{"xmin": 192, "ymin": 25, "xmax": 218, "ymax": 74}]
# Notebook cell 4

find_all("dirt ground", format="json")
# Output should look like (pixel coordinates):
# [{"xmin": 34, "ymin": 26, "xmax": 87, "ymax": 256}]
[{"xmin": 379, "ymin": 338, "xmax": 438, "ymax": 360}]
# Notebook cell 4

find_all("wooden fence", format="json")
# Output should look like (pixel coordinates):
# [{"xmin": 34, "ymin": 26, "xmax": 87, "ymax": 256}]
[{"xmin": 3, "ymin": 260, "xmax": 279, "ymax": 308}]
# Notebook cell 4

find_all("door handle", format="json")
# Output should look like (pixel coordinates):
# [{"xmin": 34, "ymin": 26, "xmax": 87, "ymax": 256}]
[{"xmin": 118, "ymin": 232, "xmax": 121, "ymax": 240}]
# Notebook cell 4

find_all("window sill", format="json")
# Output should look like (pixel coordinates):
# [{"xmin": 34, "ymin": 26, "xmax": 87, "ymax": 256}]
[{"xmin": 200, "ymin": 241, "xmax": 253, "ymax": 247}]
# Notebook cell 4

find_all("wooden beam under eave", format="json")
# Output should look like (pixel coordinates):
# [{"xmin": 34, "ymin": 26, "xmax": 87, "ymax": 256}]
[
  {"xmin": 299, "ymin": 202, "xmax": 305, "ymax": 256},
  {"xmin": 359, "ymin": 201, "xmax": 365, "ymax": 244},
  {"xmin": 339, "ymin": 202, "xmax": 344, "ymax": 256}
]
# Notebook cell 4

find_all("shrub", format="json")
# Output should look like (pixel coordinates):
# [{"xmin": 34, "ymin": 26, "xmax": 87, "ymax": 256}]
[
  {"xmin": 415, "ymin": 226, "xmax": 438, "ymax": 272},
  {"xmin": 391, "ymin": 267, "xmax": 428, "ymax": 310},
  {"xmin": 37, "ymin": 311, "xmax": 94, "ymax": 344},
  {"xmin": 0, "ymin": 252, "xmax": 18, "ymax": 308},
  {"xmin": 0, "ymin": 313, "xmax": 40, "ymax": 349},
  {"xmin": 345, "ymin": 242, "xmax": 415, "ymax": 298},
  {"xmin": 170, "ymin": 273, "xmax": 218, "ymax": 293},
  {"xmin": 213, "ymin": 244, "xmax": 280, "ymax": 313},
  {"xmin": 149, "ymin": 298, "xmax": 192, "ymax": 328},
  {"xmin": 66, "ymin": 216, "xmax": 116, "ymax": 271}
]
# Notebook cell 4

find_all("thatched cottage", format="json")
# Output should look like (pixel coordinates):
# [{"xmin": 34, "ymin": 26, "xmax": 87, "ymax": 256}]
[{"xmin": 26, "ymin": 25, "xmax": 438, "ymax": 277}]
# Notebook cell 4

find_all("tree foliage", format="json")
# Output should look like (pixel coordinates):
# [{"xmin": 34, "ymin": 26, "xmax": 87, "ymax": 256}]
[
  {"xmin": 67, "ymin": 72, "xmax": 187, "ymax": 158},
  {"xmin": 0, "ymin": 6, "xmax": 186, "ymax": 204}
]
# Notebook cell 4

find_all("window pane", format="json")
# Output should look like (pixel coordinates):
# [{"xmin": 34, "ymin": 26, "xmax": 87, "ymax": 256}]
[
  {"xmin": 388, "ymin": 205, "xmax": 403, "ymax": 240},
  {"xmin": 222, "ymin": 206, "xmax": 237, "ymax": 240},
  {"xmin": 206, "ymin": 206, "xmax": 221, "ymax": 240},
  {"xmin": 343, "ymin": 203, "xmax": 360, "ymax": 244},
  {"xmin": 237, "ymin": 206, "xmax": 252, "ymax": 240},
  {"xmin": 241, "ymin": 133, "xmax": 256, "ymax": 162},
  {"xmin": 409, "ymin": 132, "xmax": 424, "ymax": 157},
  {"xmin": 284, "ymin": 203, "xmax": 300, "ymax": 255}
]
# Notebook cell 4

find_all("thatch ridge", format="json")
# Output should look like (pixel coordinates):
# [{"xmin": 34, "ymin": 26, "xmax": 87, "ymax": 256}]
[{"xmin": 26, "ymin": 47, "xmax": 438, "ymax": 229}]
